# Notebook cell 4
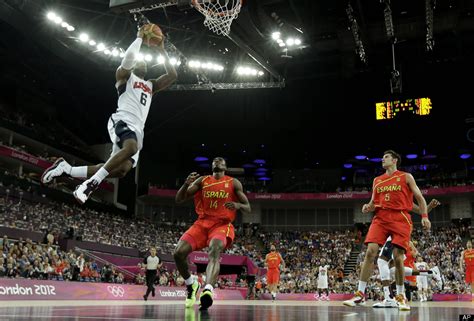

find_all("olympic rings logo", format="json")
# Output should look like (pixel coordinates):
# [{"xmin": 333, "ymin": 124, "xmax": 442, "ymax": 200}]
[{"xmin": 107, "ymin": 285, "xmax": 125, "ymax": 297}]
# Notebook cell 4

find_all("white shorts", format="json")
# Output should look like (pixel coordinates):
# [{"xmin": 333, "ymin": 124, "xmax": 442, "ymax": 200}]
[
  {"xmin": 107, "ymin": 115, "xmax": 143, "ymax": 168},
  {"xmin": 317, "ymin": 279, "xmax": 328, "ymax": 289},
  {"xmin": 417, "ymin": 276, "xmax": 428, "ymax": 290}
]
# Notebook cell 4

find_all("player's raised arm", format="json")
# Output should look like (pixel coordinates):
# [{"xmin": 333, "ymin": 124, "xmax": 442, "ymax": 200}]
[
  {"xmin": 175, "ymin": 172, "xmax": 202, "ymax": 203},
  {"xmin": 150, "ymin": 38, "xmax": 178, "ymax": 94},
  {"xmin": 116, "ymin": 27, "xmax": 145, "ymax": 84},
  {"xmin": 224, "ymin": 179, "xmax": 251, "ymax": 214}
]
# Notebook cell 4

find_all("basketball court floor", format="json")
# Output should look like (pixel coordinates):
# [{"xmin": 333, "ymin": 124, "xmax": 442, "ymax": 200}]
[{"xmin": 0, "ymin": 300, "xmax": 472, "ymax": 321}]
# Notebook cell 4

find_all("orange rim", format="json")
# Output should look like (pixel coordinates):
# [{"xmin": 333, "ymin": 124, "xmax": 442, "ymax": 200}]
[{"xmin": 192, "ymin": 0, "xmax": 242, "ymax": 18}]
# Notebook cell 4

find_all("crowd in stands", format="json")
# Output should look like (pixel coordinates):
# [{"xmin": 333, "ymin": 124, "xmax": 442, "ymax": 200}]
[{"xmin": 0, "ymin": 235, "xmax": 125, "ymax": 283}]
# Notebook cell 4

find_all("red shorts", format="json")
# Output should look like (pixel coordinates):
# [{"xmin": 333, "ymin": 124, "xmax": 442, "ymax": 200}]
[
  {"xmin": 365, "ymin": 209, "xmax": 412, "ymax": 252},
  {"xmin": 466, "ymin": 266, "xmax": 474, "ymax": 283},
  {"xmin": 267, "ymin": 269, "xmax": 280, "ymax": 285},
  {"xmin": 180, "ymin": 218, "xmax": 235, "ymax": 251}
]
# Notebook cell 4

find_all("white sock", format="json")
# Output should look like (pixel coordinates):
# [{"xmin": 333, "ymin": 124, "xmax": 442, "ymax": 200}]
[
  {"xmin": 383, "ymin": 286, "xmax": 391, "ymax": 299},
  {"xmin": 204, "ymin": 284, "xmax": 213, "ymax": 291},
  {"xmin": 357, "ymin": 281, "xmax": 367, "ymax": 293},
  {"xmin": 396, "ymin": 285, "xmax": 404, "ymax": 295},
  {"xmin": 185, "ymin": 276, "xmax": 194, "ymax": 286},
  {"xmin": 89, "ymin": 167, "xmax": 109, "ymax": 184},
  {"xmin": 70, "ymin": 166, "xmax": 88, "ymax": 178}
]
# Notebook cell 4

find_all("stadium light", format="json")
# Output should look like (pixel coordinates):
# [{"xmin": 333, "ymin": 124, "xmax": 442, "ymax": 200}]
[
  {"xmin": 278, "ymin": 42, "xmax": 285, "ymax": 47},
  {"xmin": 67, "ymin": 25, "xmax": 75, "ymax": 32},
  {"xmin": 119, "ymin": 52, "xmax": 125, "ymax": 58},
  {"xmin": 294, "ymin": 38, "xmax": 302, "ymax": 45},
  {"xmin": 53, "ymin": 16, "xmax": 63, "ymax": 24},
  {"xmin": 272, "ymin": 31, "xmax": 281, "ymax": 40},
  {"xmin": 96, "ymin": 43, "xmax": 105, "ymax": 51},
  {"xmin": 79, "ymin": 33, "xmax": 89, "ymax": 42},
  {"xmin": 170, "ymin": 57, "xmax": 177, "ymax": 65},
  {"xmin": 104, "ymin": 49, "xmax": 111, "ymax": 55},
  {"xmin": 145, "ymin": 54, "xmax": 152, "ymax": 62},
  {"xmin": 88, "ymin": 40, "xmax": 96, "ymax": 46},
  {"xmin": 47, "ymin": 12, "xmax": 56, "ymax": 21},
  {"xmin": 286, "ymin": 38, "xmax": 295, "ymax": 46},
  {"xmin": 61, "ymin": 22, "xmax": 68, "ymax": 28},
  {"xmin": 157, "ymin": 55, "xmax": 165, "ymax": 64},
  {"xmin": 136, "ymin": 53, "xmax": 144, "ymax": 61},
  {"xmin": 111, "ymin": 49, "xmax": 119, "ymax": 57}
]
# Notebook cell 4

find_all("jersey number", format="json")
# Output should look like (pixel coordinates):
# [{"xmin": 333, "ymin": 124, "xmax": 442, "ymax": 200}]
[
  {"xmin": 384, "ymin": 193, "xmax": 390, "ymax": 201},
  {"xmin": 210, "ymin": 200, "xmax": 218, "ymax": 209},
  {"xmin": 140, "ymin": 93, "xmax": 147, "ymax": 106}
]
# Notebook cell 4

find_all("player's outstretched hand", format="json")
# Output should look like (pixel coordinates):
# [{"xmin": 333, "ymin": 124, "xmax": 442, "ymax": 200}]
[
  {"xmin": 428, "ymin": 199, "xmax": 441, "ymax": 211},
  {"xmin": 185, "ymin": 172, "xmax": 200, "ymax": 185},
  {"xmin": 421, "ymin": 217, "xmax": 431, "ymax": 230},
  {"xmin": 362, "ymin": 203, "xmax": 375, "ymax": 213},
  {"xmin": 225, "ymin": 202, "xmax": 241, "ymax": 210}
]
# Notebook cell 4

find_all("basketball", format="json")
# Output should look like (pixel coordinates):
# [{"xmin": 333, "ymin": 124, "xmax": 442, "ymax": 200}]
[{"xmin": 143, "ymin": 23, "xmax": 163, "ymax": 47}]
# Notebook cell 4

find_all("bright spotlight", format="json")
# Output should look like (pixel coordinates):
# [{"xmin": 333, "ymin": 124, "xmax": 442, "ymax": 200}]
[
  {"xmin": 97, "ymin": 43, "xmax": 105, "ymax": 51},
  {"xmin": 88, "ymin": 40, "xmax": 96, "ymax": 46},
  {"xmin": 170, "ymin": 57, "xmax": 177, "ymax": 65},
  {"xmin": 145, "ymin": 54, "xmax": 152, "ymax": 62},
  {"xmin": 104, "ymin": 49, "xmax": 111, "ymax": 55},
  {"xmin": 119, "ymin": 52, "xmax": 125, "ymax": 58},
  {"xmin": 286, "ymin": 38, "xmax": 295, "ymax": 46},
  {"xmin": 79, "ymin": 33, "xmax": 89, "ymax": 42},
  {"xmin": 278, "ymin": 42, "xmax": 285, "ymax": 47},
  {"xmin": 194, "ymin": 61, "xmax": 201, "ymax": 68},
  {"xmin": 61, "ymin": 22, "xmax": 68, "ymax": 28},
  {"xmin": 217, "ymin": 65, "xmax": 224, "ymax": 71},
  {"xmin": 294, "ymin": 38, "xmax": 302, "ymax": 45},
  {"xmin": 258, "ymin": 71, "xmax": 264, "ymax": 76},
  {"xmin": 272, "ymin": 32, "xmax": 281, "ymax": 40},
  {"xmin": 112, "ymin": 49, "xmax": 119, "ymax": 57},
  {"xmin": 136, "ymin": 53, "xmax": 144, "ymax": 61},
  {"xmin": 53, "ymin": 16, "xmax": 63, "ymax": 24},
  {"xmin": 157, "ymin": 55, "xmax": 165, "ymax": 64},
  {"xmin": 251, "ymin": 69, "xmax": 258, "ymax": 76},
  {"xmin": 67, "ymin": 25, "xmax": 75, "ymax": 32},
  {"xmin": 47, "ymin": 12, "xmax": 56, "ymax": 21}
]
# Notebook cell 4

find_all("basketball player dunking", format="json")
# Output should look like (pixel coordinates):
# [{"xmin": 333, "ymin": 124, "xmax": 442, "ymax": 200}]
[
  {"xmin": 174, "ymin": 157, "xmax": 251, "ymax": 310},
  {"xmin": 343, "ymin": 150, "xmax": 430, "ymax": 311},
  {"xmin": 265, "ymin": 244, "xmax": 285, "ymax": 301},
  {"xmin": 460, "ymin": 240, "xmax": 474, "ymax": 302},
  {"xmin": 41, "ymin": 24, "xmax": 177, "ymax": 204}
]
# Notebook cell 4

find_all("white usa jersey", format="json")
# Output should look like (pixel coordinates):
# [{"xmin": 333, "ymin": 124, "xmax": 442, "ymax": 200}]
[
  {"xmin": 115, "ymin": 72, "xmax": 153, "ymax": 131},
  {"xmin": 318, "ymin": 265, "xmax": 329, "ymax": 280},
  {"xmin": 415, "ymin": 262, "xmax": 428, "ymax": 270}
]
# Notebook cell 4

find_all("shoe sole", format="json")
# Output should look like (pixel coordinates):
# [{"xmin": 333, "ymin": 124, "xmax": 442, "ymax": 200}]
[
  {"xmin": 199, "ymin": 293, "xmax": 213, "ymax": 310},
  {"xmin": 73, "ymin": 190, "xmax": 86, "ymax": 205},
  {"xmin": 41, "ymin": 158, "xmax": 65, "ymax": 184}
]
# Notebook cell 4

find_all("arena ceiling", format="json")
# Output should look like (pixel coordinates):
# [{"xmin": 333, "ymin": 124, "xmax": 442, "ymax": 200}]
[{"xmin": 0, "ymin": 0, "xmax": 474, "ymax": 170}]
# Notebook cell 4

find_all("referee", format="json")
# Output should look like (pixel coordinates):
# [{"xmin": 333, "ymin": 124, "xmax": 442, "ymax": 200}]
[{"xmin": 142, "ymin": 247, "xmax": 162, "ymax": 301}]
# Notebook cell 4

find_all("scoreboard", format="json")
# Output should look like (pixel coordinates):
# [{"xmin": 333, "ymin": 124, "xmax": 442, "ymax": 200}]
[{"xmin": 376, "ymin": 97, "xmax": 432, "ymax": 120}]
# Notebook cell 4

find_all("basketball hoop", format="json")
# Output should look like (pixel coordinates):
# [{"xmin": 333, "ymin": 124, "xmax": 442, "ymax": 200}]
[{"xmin": 191, "ymin": 0, "xmax": 242, "ymax": 36}]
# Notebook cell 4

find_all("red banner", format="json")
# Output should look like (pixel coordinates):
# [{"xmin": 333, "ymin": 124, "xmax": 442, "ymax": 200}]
[
  {"xmin": 149, "ymin": 185, "xmax": 474, "ymax": 201},
  {"xmin": 0, "ymin": 145, "xmax": 113, "ymax": 192}
]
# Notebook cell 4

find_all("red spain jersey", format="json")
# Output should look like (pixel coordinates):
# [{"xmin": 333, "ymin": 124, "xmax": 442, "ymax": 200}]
[
  {"xmin": 266, "ymin": 252, "xmax": 282, "ymax": 270},
  {"xmin": 372, "ymin": 170, "xmax": 413, "ymax": 212},
  {"xmin": 194, "ymin": 175, "xmax": 237, "ymax": 222},
  {"xmin": 464, "ymin": 249, "xmax": 474, "ymax": 267}
]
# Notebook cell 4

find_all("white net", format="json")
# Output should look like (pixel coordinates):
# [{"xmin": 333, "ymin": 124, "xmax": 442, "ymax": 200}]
[{"xmin": 192, "ymin": 0, "xmax": 242, "ymax": 36}]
